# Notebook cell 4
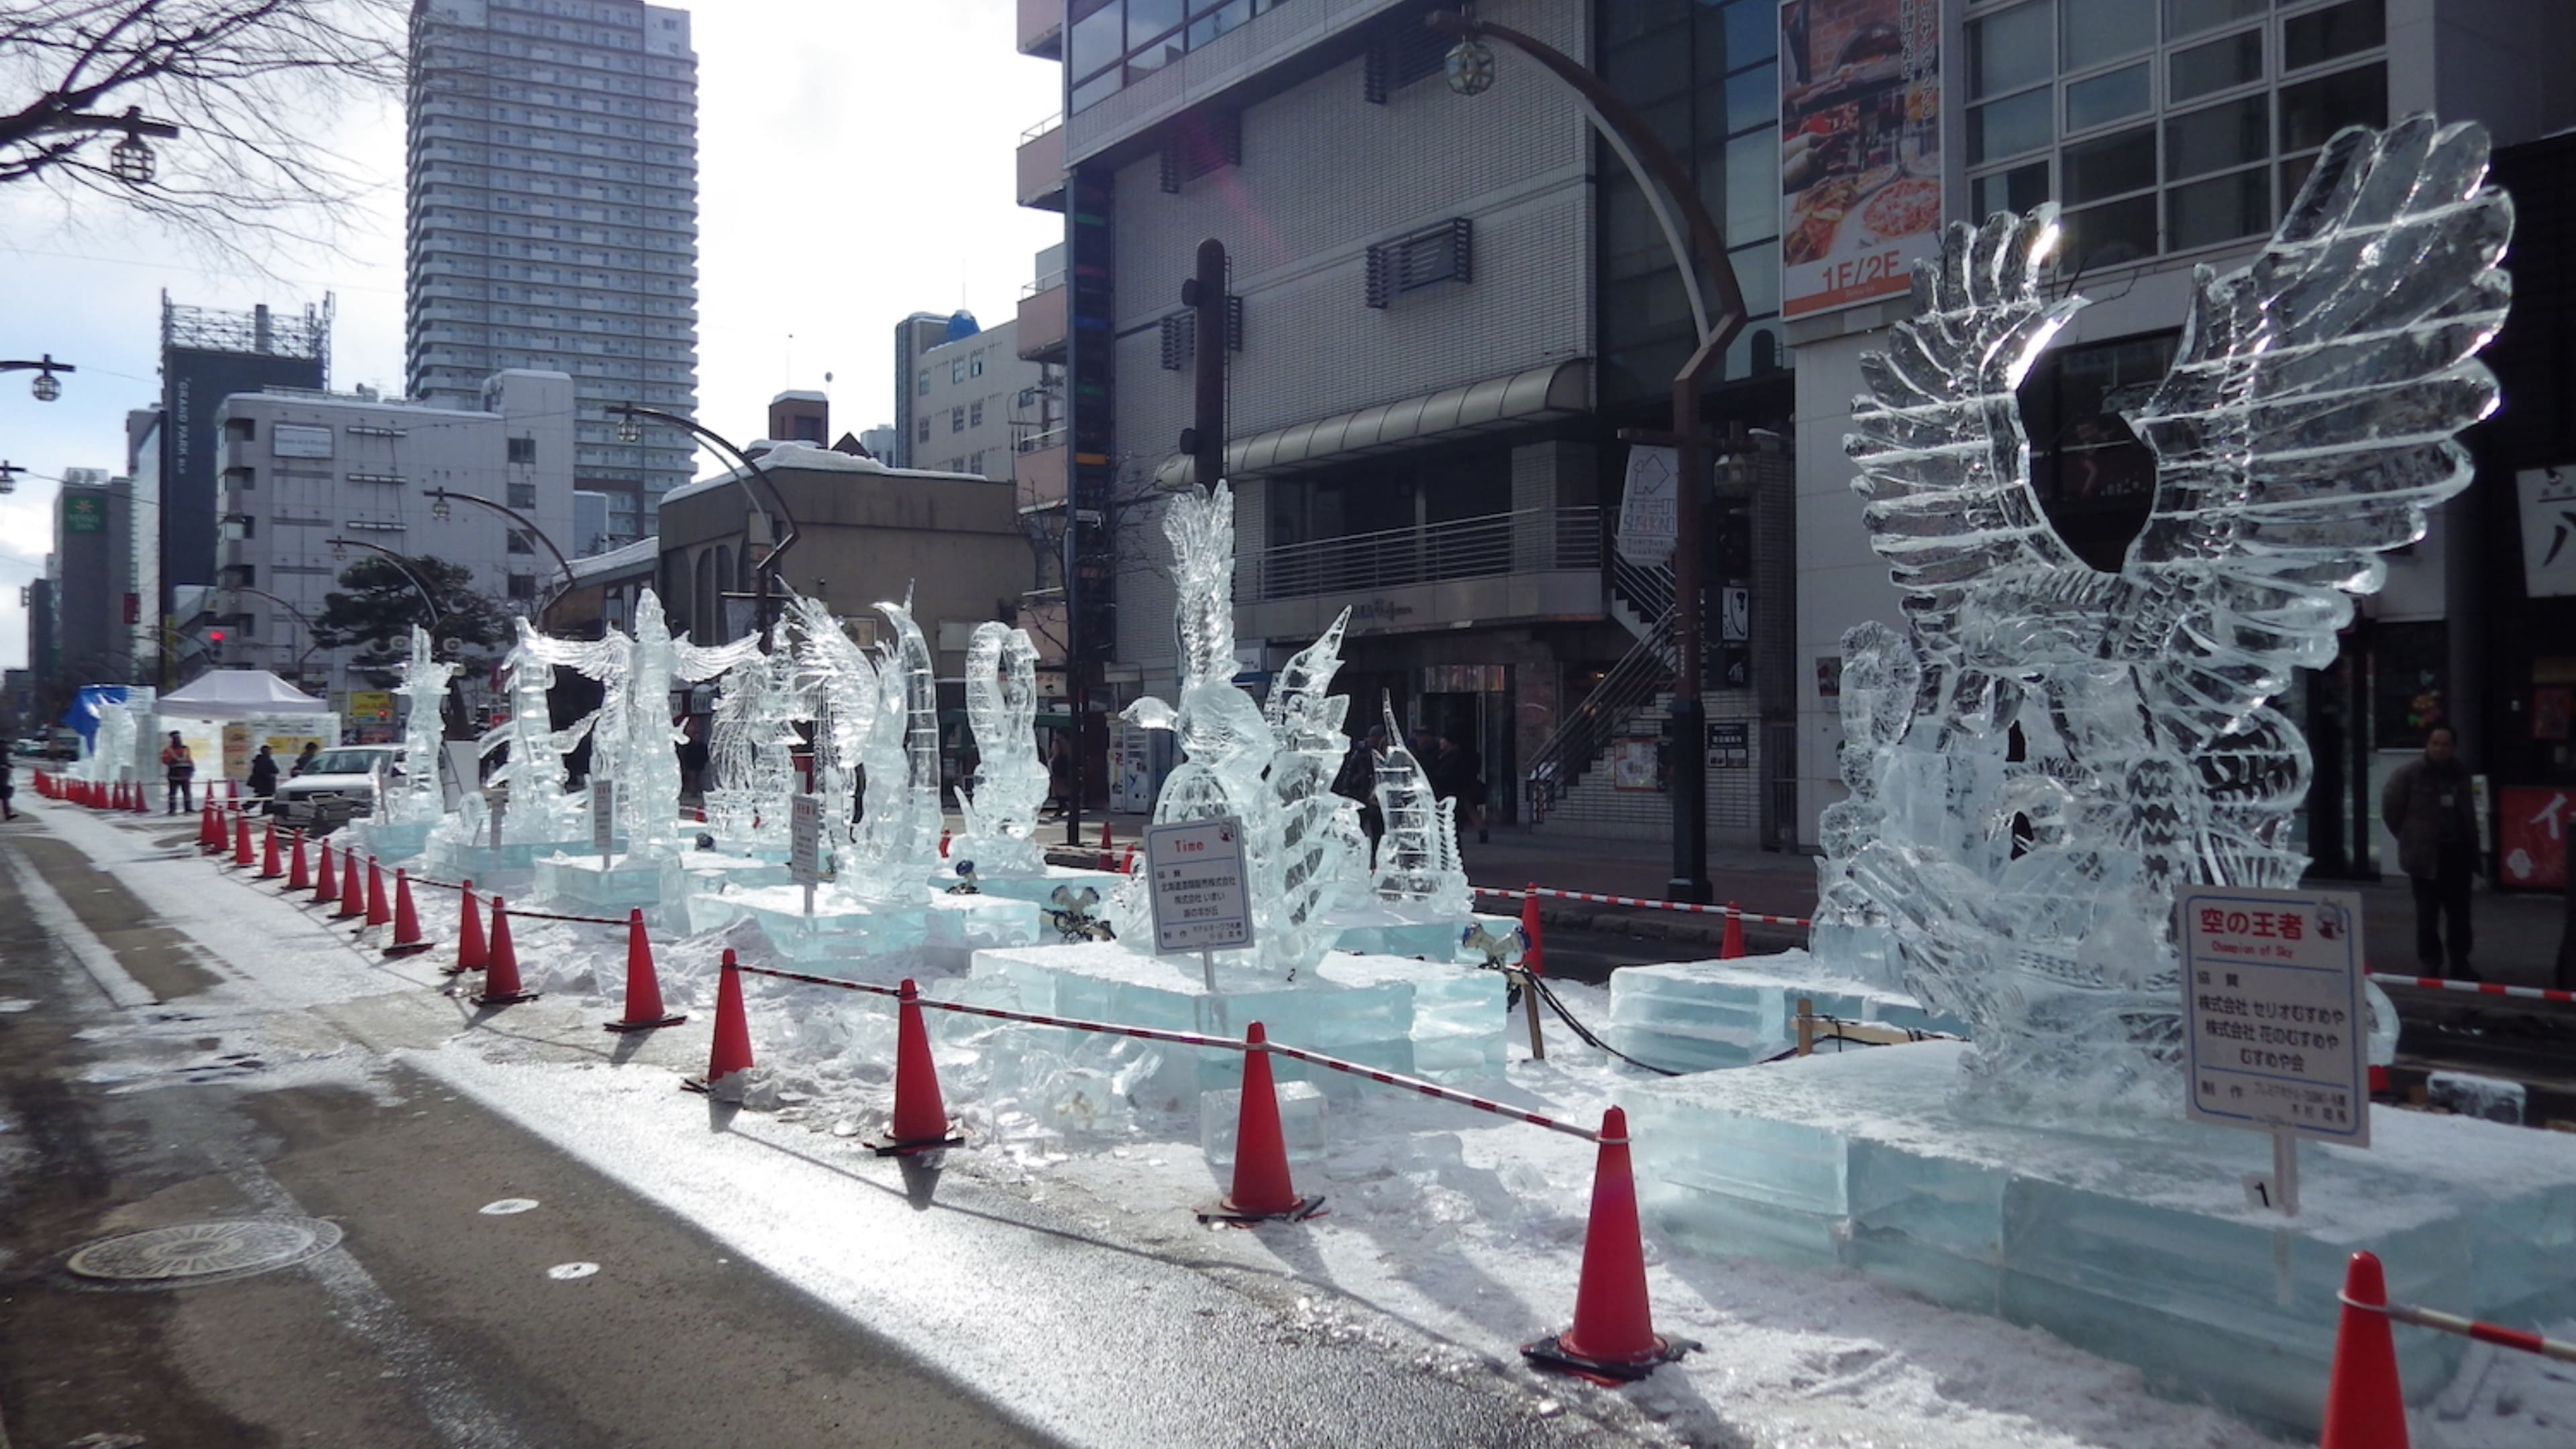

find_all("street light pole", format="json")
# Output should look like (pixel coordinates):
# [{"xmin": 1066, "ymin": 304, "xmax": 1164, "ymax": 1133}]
[
  {"xmin": 425, "ymin": 486, "xmax": 578, "ymax": 619},
  {"xmin": 611, "ymin": 403, "xmax": 799, "ymax": 649},
  {"xmin": 1430, "ymin": 11, "xmax": 1748, "ymax": 904}
]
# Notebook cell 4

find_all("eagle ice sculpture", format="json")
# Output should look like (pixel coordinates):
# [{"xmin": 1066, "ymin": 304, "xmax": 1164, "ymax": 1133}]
[{"xmin": 1825, "ymin": 117, "xmax": 2512, "ymax": 1104}]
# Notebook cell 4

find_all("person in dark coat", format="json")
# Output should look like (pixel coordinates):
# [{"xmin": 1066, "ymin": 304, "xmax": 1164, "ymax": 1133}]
[
  {"xmin": 2381, "ymin": 727, "xmax": 2481, "ymax": 980},
  {"xmin": 247, "ymin": 745, "xmax": 280, "ymax": 808},
  {"xmin": 1332, "ymin": 726, "xmax": 1385, "ymax": 865},
  {"xmin": 290, "ymin": 741, "xmax": 321, "ymax": 777},
  {"xmin": 1432, "ymin": 732, "xmax": 1487, "ymax": 845}
]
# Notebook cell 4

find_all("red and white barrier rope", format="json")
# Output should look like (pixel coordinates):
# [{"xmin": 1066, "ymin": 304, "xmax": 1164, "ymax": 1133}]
[
  {"xmin": 1472, "ymin": 883, "xmax": 1813, "ymax": 928},
  {"xmin": 729, "ymin": 961, "xmax": 1603, "ymax": 1144},
  {"xmin": 2345, "ymin": 1293, "xmax": 2576, "ymax": 1365},
  {"xmin": 2368, "ymin": 973, "xmax": 2576, "ymax": 1007}
]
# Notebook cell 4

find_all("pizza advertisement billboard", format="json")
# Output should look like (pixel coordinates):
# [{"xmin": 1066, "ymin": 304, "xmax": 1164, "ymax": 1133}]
[{"xmin": 1780, "ymin": 0, "xmax": 1943, "ymax": 319}]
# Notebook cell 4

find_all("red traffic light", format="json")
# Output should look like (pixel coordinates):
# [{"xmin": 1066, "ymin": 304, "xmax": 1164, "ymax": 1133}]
[{"xmin": 207, "ymin": 629, "xmax": 226, "ymax": 643}]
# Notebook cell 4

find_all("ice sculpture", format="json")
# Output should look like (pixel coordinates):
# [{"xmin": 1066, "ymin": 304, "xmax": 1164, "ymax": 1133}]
[
  {"xmin": 520, "ymin": 589, "xmax": 760, "ymax": 858},
  {"xmin": 480, "ymin": 618, "xmax": 594, "ymax": 844},
  {"xmin": 785, "ymin": 591, "xmax": 945, "ymax": 903},
  {"xmin": 703, "ymin": 633, "xmax": 800, "ymax": 851},
  {"xmin": 91, "ymin": 701, "xmax": 136, "ymax": 785},
  {"xmin": 1110, "ymin": 482, "xmax": 1364, "ymax": 979},
  {"xmin": 790, "ymin": 594, "xmax": 877, "ymax": 867},
  {"xmin": 1829, "ymin": 117, "xmax": 2510, "ymax": 1101},
  {"xmin": 878, "ymin": 596, "xmax": 946, "ymax": 872},
  {"xmin": 955, "ymin": 622, "xmax": 1046, "ymax": 875},
  {"xmin": 383, "ymin": 625, "xmax": 457, "ymax": 825},
  {"xmin": 1368, "ymin": 697, "xmax": 1472, "ymax": 918}
]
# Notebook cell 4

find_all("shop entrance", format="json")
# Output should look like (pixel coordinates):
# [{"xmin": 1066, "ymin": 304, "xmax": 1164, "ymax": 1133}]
[{"xmin": 1414, "ymin": 664, "xmax": 1513, "ymax": 830}]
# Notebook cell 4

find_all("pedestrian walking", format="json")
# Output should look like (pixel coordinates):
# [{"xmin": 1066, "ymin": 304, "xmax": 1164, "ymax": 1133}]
[
  {"xmin": 160, "ymin": 731, "xmax": 197, "ymax": 814},
  {"xmin": 2381, "ymin": 726, "xmax": 2481, "ymax": 981},
  {"xmin": 1332, "ymin": 726, "xmax": 1385, "ymax": 867},
  {"xmin": 1, "ymin": 752, "xmax": 16, "ymax": 822},
  {"xmin": 248, "ymin": 745, "xmax": 280, "ymax": 811},
  {"xmin": 1432, "ymin": 731, "xmax": 1488, "ymax": 845}
]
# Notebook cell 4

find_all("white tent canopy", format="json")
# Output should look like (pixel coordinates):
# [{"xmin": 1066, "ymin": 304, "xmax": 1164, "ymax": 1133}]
[{"xmin": 158, "ymin": 669, "xmax": 330, "ymax": 717}]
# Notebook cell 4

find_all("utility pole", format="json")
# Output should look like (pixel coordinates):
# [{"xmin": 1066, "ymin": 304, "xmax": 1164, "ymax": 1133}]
[{"xmin": 1181, "ymin": 238, "xmax": 1227, "ymax": 494}]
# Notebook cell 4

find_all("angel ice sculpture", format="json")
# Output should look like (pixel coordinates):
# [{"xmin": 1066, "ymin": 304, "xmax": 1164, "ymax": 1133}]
[
  {"xmin": 1827, "ymin": 117, "xmax": 2510, "ymax": 1101},
  {"xmin": 1108, "ymin": 482, "xmax": 1366, "ymax": 979},
  {"xmin": 519, "ymin": 589, "xmax": 761, "ymax": 858},
  {"xmin": 475, "ymin": 618, "xmax": 595, "ymax": 844},
  {"xmin": 383, "ymin": 625, "xmax": 458, "ymax": 825},
  {"xmin": 955, "ymin": 621, "xmax": 1046, "ymax": 875},
  {"xmin": 788, "ymin": 591, "xmax": 945, "ymax": 902},
  {"xmin": 703, "ymin": 633, "xmax": 801, "ymax": 850}
]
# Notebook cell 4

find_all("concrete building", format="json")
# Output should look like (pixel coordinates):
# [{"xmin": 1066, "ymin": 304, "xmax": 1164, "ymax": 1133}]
[
  {"xmin": 209, "ymin": 370, "xmax": 580, "ymax": 699},
  {"xmin": 892, "ymin": 310, "xmax": 1053, "ymax": 481},
  {"xmin": 406, "ymin": 0, "xmax": 700, "ymax": 548},
  {"xmin": 50, "ymin": 470, "xmax": 136, "ymax": 686},
  {"xmin": 858, "ymin": 425, "xmax": 900, "ymax": 462},
  {"xmin": 1787, "ymin": 0, "xmax": 2576, "ymax": 870},
  {"xmin": 160, "ymin": 294, "xmax": 330, "ymax": 625}
]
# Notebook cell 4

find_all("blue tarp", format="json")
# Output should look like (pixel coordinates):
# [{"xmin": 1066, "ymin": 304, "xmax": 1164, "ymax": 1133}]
[{"xmin": 60, "ymin": 684, "xmax": 130, "ymax": 745}]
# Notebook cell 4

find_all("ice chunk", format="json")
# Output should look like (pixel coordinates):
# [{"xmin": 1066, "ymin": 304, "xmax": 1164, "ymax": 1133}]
[{"xmin": 2426, "ymin": 1071, "xmax": 2526, "ymax": 1125}]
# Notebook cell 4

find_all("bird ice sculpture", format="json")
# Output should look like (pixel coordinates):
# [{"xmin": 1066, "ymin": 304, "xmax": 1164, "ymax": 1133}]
[
  {"xmin": 383, "ymin": 625, "xmax": 458, "ymax": 826},
  {"xmin": 1827, "ymin": 117, "xmax": 2512, "ymax": 1101},
  {"xmin": 955, "ymin": 622, "xmax": 1047, "ymax": 876}
]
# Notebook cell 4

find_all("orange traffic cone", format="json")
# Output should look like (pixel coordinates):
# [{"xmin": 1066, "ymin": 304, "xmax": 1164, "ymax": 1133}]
[
  {"xmin": 472, "ymin": 897, "xmax": 538, "ymax": 1006},
  {"xmin": 1121, "ymin": 841, "xmax": 1138, "ymax": 874},
  {"xmin": 445, "ymin": 879, "xmax": 486, "ymax": 976},
  {"xmin": 313, "ymin": 839, "xmax": 339, "ymax": 906},
  {"xmin": 257, "ymin": 822, "xmax": 284, "ymax": 880},
  {"xmin": 227, "ymin": 778, "xmax": 239, "ymax": 802},
  {"xmin": 684, "ymin": 949, "xmax": 754, "ymax": 1093},
  {"xmin": 231, "ymin": 811, "xmax": 254, "ymax": 868},
  {"xmin": 1522, "ymin": 1106, "xmax": 1693, "ymax": 1382},
  {"xmin": 335, "ymin": 850, "xmax": 367, "ymax": 920},
  {"xmin": 198, "ymin": 804, "xmax": 218, "ymax": 851},
  {"xmin": 1098, "ymin": 816, "xmax": 1114, "ymax": 869},
  {"xmin": 604, "ymin": 908, "xmax": 684, "ymax": 1032},
  {"xmin": 867, "ymin": 979, "xmax": 966, "ymax": 1155},
  {"xmin": 133, "ymin": 780, "xmax": 150, "ymax": 814},
  {"xmin": 1522, "ymin": 884, "xmax": 1546, "ymax": 977},
  {"xmin": 1197, "ymin": 1022, "xmax": 1322, "ymax": 1222},
  {"xmin": 284, "ymin": 832, "xmax": 310, "ymax": 892},
  {"xmin": 364, "ymin": 857, "xmax": 390, "ymax": 928},
  {"xmin": 2319, "ymin": 1251, "xmax": 2410, "ymax": 1449},
  {"xmin": 384, "ymin": 870, "xmax": 431, "ymax": 957},
  {"xmin": 1719, "ymin": 902, "xmax": 1745, "ymax": 960}
]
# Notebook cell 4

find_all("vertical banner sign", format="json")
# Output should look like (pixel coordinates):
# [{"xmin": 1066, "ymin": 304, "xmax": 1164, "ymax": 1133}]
[
  {"xmin": 2518, "ymin": 466, "xmax": 2576, "ymax": 597},
  {"xmin": 590, "ymin": 779, "xmax": 616, "ymax": 867},
  {"xmin": 1615, "ymin": 446, "xmax": 1679, "ymax": 566},
  {"xmin": 1144, "ymin": 816, "xmax": 1252, "ymax": 955},
  {"xmin": 441, "ymin": 741, "xmax": 482, "ymax": 813},
  {"xmin": 1780, "ymin": 0, "xmax": 1943, "ymax": 319},
  {"xmin": 789, "ymin": 794, "xmax": 822, "ymax": 914},
  {"xmin": 2179, "ymin": 885, "xmax": 2371, "ymax": 1149}
]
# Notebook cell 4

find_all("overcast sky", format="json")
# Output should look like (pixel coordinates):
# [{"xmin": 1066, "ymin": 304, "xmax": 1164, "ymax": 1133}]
[{"xmin": 0, "ymin": 0, "xmax": 1063, "ymax": 673}]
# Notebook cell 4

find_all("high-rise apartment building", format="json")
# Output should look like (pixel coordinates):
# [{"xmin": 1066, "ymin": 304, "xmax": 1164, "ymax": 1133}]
[{"xmin": 406, "ymin": 0, "xmax": 700, "ymax": 551}]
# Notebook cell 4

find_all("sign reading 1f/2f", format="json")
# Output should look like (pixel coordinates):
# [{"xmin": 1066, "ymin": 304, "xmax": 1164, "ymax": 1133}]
[{"xmin": 1144, "ymin": 815, "xmax": 1252, "ymax": 955}]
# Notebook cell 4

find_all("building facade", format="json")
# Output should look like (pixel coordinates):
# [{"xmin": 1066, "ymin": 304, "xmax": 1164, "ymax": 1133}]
[
  {"xmin": 406, "ymin": 0, "xmax": 700, "ymax": 551},
  {"xmin": 209, "ymin": 370, "xmax": 580, "ymax": 700},
  {"xmin": 160, "ymin": 295, "xmax": 331, "ymax": 626},
  {"xmin": 50, "ymin": 470, "xmax": 136, "ymax": 688}
]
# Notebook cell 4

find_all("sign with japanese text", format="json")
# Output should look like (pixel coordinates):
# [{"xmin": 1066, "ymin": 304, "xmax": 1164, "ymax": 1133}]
[
  {"xmin": 2497, "ymin": 786, "xmax": 2569, "ymax": 890},
  {"xmin": 1615, "ymin": 446, "xmax": 1678, "ymax": 566},
  {"xmin": 789, "ymin": 794, "xmax": 823, "ymax": 888},
  {"xmin": 1780, "ymin": 0, "xmax": 1943, "ymax": 319},
  {"xmin": 2518, "ymin": 466, "xmax": 2576, "ymax": 598},
  {"xmin": 1706, "ymin": 720, "xmax": 1752, "ymax": 770},
  {"xmin": 2179, "ymin": 885, "xmax": 2370, "ymax": 1148},
  {"xmin": 61, "ymin": 493, "xmax": 106, "ymax": 533},
  {"xmin": 590, "ymin": 778, "xmax": 616, "ymax": 859},
  {"xmin": 1144, "ymin": 815, "xmax": 1252, "ymax": 955}
]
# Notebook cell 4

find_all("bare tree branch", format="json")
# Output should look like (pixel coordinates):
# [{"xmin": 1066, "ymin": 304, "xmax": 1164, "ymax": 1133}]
[{"xmin": 0, "ymin": 0, "xmax": 405, "ymax": 268}]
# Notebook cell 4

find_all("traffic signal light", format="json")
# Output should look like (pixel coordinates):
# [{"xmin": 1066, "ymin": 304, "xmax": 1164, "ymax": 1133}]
[{"xmin": 207, "ymin": 629, "xmax": 225, "ymax": 662}]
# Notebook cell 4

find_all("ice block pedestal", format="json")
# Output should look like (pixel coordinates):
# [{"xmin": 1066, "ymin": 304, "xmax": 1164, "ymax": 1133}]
[
  {"xmin": 967, "ymin": 941, "xmax": 1507, "ymax": 1096},
  {"xmin": 533, "ymin": 851, "xmax": 683, "ymax": 916},
  {"xmin": 1609, "ymin": 948, "xmax": 1966, "ymax": 1072},
  {"xmin": 924, "ymin": 863, "xmax": 1122, "ymax": 907},
  {"xmin": 425, "ymin": 834, "xmax": 583, "ymax": 895},
  {"xmin": 1324, "ymin": 902, "xmax": 1487, "ymax": 961},
  {"xmin": 1627, "ymin": 1040, "xmax": 2576, "ymax": 1434},
  {"xmin": 341, "ymin": 818, "xmax": 434, "ymax": 866},
  {"xmin": 731, "ymin": 885, "xmax": 1039, "ymax": 970}
]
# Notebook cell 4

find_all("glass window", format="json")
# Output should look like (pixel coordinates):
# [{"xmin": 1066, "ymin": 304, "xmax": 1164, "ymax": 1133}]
[
  {"xmin": 2166, "ymin": 95, "xmax": 2268, "ymax": 180},
  {"xmin": 2285, "ymin": 0, "xmax": 2385, "ymax": 72},
  {"xmin": 1721, "ymin": 0, "xmax": 1776, "ymax": 69},
  {"xmin": 1127, "ymin": 0, "xmax": 1181, "ymax": 47},
  {"xmin": 2170, "ymin": 30, "xmax": 2263, "ymax": 103},
  {"xmin": 1729, "ymin": 239, "xmax": 1782, "ymax": 317},
  {"xmin": 1970, "ymin": 88, "xmax": 2054, "ymax": 163},
  {"xmin": 1974, "ymin": 160, "xmax": 2051, "ymax": 218},
  {"xmin": 1970, "ymin": 3, "xmax": 2053, "ymax": 100},
  {"xmin": 2166, "ymin": 0, "xmax": 2266, "ymax": 40},
  {"xmin": 2061, "ymin": 0, "xmax": 2156, "ymax": 72},
  {"xmin": 1185, "ymin": 2, "xmax": 1248, "ymax": 48},
  {"xmin": 1725, "ymin": 60, "xmax": 1777, "ymax": 137},
  {"xmin": 1724, "ymin": 130, "xmax": 1775, "ymax": 246},
  {"xmin": 1071, "ymin": 67, "xmax": 1120, "ymax": 113},
  {"xmin": 2279, "ymin": 62, "xmax": 2386, "ymax": 151},
  {"xmin": 2169, "ymin": 166, "xmax": 2271, "ymax": 248},
  {"xmin": 1069, "ymin": 0, "xmax": 1122, "ymax": 79},
  {"xmin": 2064, "ymin": 125, "xmax": 2157, "ymax": 204},
  {"xmin": 2059, "ymin": 193, "xmax": 2158, "ymax": 272},
  {"xmin": 2067, "ymin": 62, "xmax": 2150, "ymax": 131}
]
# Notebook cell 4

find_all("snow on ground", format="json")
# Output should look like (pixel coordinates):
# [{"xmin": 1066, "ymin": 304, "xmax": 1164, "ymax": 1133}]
[{"xmin": 28, "ymin": 800, "xmax": 2576, "ymax": 1449}]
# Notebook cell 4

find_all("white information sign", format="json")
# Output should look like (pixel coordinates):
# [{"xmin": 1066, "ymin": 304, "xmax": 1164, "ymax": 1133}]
[
  {"xmin": 1615, "ymin": 445, "xmax": 1678, "ymax": 566},
  {"xmin": 2517, "ymin": 465, "xmax": 2576, "ymax": 598},
  {"xmin": 488, "ymin": 795, "xmax": 506, "ymax": 850},
  {"xmin": 441, "ymin": 741, "xmax": 482, "ymax": 812},
  {"xmin": 1144, "ymin": 816, "xmax": 1252, "ymax": 956},
  {"xmin": 2178, "ymin": 885, "xmax": 2370, "ymax": 1149},
  {"xmin": 590, "ymin": 779, "xmax": 616, "ymax": 865},
  {"xmin": 788, "ymin": 795, "xmax": 823, "ymax": 889}
]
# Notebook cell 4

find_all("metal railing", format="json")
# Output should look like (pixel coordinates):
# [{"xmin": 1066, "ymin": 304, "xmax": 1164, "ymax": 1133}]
[
  {"xmin": 1523, "ymin": 607, "xmax": 1678, "ymax": 822},
  {"xmin": 1242, "ymin": 507, "xmax": 1600, "ymax": 602}
]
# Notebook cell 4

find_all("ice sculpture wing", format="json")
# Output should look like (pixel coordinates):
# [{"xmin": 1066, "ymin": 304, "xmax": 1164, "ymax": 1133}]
[
  {"xmin": 1845, "ymin": 208, "xmax": 2110, "ymax": 666},
  {"xmin": 672, "ymin": 633, "xmax": 764, "ymax": 684},
  {"xmin": 1166, "ymin": 482, "xmax": 1238, "ymax": 683},
  {"xmin": 2110, "ymin": 116, "xmax": 2511, "ymax": 724}
]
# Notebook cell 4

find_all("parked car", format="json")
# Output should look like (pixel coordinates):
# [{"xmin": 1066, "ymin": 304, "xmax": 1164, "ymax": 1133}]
[{"xmin": 272, "ymin": 746, "xmax": 403, "ymax": 834}]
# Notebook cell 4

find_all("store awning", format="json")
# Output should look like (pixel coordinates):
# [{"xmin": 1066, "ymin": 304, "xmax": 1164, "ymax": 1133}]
[{"xmin": 1152, "ymin": 358, "xmax": 1590, "ymax": 490}]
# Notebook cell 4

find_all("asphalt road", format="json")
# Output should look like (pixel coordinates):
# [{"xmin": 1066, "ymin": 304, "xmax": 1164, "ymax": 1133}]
[{"xmin": 0, "ymin": 810, "xmax": 1664, "ymax": 1449}]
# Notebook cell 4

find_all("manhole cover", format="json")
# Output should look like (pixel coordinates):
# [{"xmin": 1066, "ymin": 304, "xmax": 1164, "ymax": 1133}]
[{"xmin": 65, "ymin": 1217, "xmax": 342, "ymax": 1287}]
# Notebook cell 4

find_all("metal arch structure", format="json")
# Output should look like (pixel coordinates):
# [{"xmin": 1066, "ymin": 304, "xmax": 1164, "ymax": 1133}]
[
  {"xmin": 609, "ymin": 402, "xmax": 801, "ymax": 647},
  {"xmin": 1424, "ymin": 9, "xmax": 1752, "ymax": 904},
  {"xmin": 423, "ymin": 486, "xmax": 578, "ymax": 616},
  {"xmin": 321, "ymin": 536, "xmax": 443, "ymax": 627}
]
